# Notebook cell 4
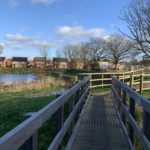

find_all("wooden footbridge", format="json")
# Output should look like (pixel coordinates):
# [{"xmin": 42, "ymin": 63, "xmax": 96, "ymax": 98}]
[{"xmin": 0, "ymin": 75, "xmax": 150, "ymax": 150}]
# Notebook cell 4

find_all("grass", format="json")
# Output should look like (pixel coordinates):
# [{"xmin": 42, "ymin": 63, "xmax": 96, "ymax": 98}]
[
  {"xmin": 142, "ymin": 89, "xmax": 150, "ymax": 98},
  {"xmin": 0, "ymin": 88, "xmax": 60, "ymax": 149},
  {"xmin": 90, "ymin": 87, "xmax": 111, "ymax": 94},
  {"xmin": 0, "ymin": 91, "xmax": 55, "ymax": 137}
]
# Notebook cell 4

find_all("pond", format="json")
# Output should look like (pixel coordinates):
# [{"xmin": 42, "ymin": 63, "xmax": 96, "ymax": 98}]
[{"xmin": 0, "ymin": 74, "xmax": 37, "ymax": 85}]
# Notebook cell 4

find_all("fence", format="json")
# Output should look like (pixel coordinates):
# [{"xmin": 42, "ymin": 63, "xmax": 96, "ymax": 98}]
[
  {"xmin": 111, "ymin": 77, "xmax": 150, "ymax": 150},
  {"xmin": 0, "ymin": 77, "xmax": 90, "ymax": 150},
  {"xmin": 79, "ymin": 69, "xmax": 150, "ymax": 92}
]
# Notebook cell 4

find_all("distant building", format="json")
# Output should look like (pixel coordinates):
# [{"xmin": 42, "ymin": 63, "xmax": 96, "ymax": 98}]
[
  {"xmin": 33, "ymin": 57, "xmax": 45, "ymax": 68},
  {"xmin": 4, "ymin": 59, "xmax": 12, "ymax": 67},
  {"xmin": 99, "ymin": 60, "xmax": 111, "ymax": 70},
  {"xmin": 0, "ymin": 57, "xmax": 6, "ymax": 67},
  {"xmin": 12, "ymin": 57, "xmax": 28, "ymax": 68},
  {"xmin": 53, "ymin": 57, "xmax": 68, "ymax": 69},
  {"xmin": 46, "ymin": 59, "xmax": 53, "ymax": 68}
]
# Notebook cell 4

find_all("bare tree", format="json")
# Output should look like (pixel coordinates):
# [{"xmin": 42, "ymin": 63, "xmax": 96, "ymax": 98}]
[
  {"xmin": 59, "ymin": 44, "xmax": 81, "ymax": 68},
  {"xmin": 0, "ymin": 44, "xmax": 4, "ymax": 54},
  {"xmin": 121, "ymin": 0, "xmax": 150, "ymax": 57},
  {"xmin": 39, "ymin": 43, "xmax": 50, "ymax": 68},
  {"xmin": 85, "ymin": 38, "xmax": 106, "ymax": 69},
  {"xmin": 105, "ymin": 34, "xmax": 132, "ymax": 70}
]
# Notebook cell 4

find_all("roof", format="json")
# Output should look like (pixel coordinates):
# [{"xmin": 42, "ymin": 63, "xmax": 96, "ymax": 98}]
[
  {"xmin": 0, "ymin": 57, "xmax": 6, "ymax": 61},
  {"xmin": 53, "ymin": 57, "xmax": 68, "ymax": 62},
  {"xmin": 33, "ymin": 57, "xmax": 45, "ymax": 61},
  {"xmin": 12, "ymin": 57, "xmax": 27, "ymax": 62}
]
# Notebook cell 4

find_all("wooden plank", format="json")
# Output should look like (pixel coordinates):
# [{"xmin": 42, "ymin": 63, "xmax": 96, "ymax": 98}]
[{"xmin": 129, "ymin": 96, "xmax": 135, "ymax": 144}]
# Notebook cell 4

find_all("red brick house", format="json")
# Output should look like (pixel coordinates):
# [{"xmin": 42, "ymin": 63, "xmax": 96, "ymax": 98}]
[
  {"xmin": 53, "ymin": 57, "xmax": 68, "ymax": 69},
  {"xmin": 12, "ymin": 57, "xmax": 28, "ymax": 68}
]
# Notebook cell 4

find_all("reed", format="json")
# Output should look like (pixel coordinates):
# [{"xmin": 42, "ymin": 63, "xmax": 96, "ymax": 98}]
[{"xmin": 0, "ymin": 76, "xmax": 69, "ymax": 93}]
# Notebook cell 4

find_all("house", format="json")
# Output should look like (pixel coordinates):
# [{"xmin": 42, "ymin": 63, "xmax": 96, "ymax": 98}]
[
  {"xmin": 53, "ymin": 57, "xmax": 68, "ymax": 69},
  {"xmin": 46, "ymin": 59, "xmax": 53, "ymax": 68},
  {"xmin": 12, "ymin": 57, "xmax": 28, "ymax": 68},
  {"xmin": 0, "ymin": 57, "xmax": 6, "ymax": 67},
  {"xmin": 33, "ymin": 57, "xmax": 46, "ymax": 68},
  {"xmin": 99, "ymin": 60, "xmax": 111, "ymax": 70},
  {"xmin": 4, "ymin": 59, "xmax": 12, "ymax": 67}
]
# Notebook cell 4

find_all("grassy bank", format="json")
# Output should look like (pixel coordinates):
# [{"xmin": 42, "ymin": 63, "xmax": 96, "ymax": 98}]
[
  {"xmin": 0, "ymin": 88, "xmax": 58, "ymax": 149},
  {"xmin": 0, "ymin": 67, "xmax": 53, "ymax": 75},
  {"xmin": 0, "ymin": 76, "xmax": 67, "ymax": 93}
]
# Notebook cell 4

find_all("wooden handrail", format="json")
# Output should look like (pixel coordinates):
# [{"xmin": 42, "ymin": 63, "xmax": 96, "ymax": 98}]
[
  {"xmin": 0, "ymin": 77, "xmax": 90, "ymax": 150},
  {"xmin": 111, "ymin": 77, "xmax": 150, "ymax": 150},
  {"xmin": 79, "ymin": 69, "xmax": 150, "ymax": 92}
]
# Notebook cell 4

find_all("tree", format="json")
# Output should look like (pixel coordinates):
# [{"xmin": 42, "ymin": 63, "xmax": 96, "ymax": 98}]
[
  {"xmin": 105, "ymin": 34, "xmax": 132, "ymax": 70},
  {"xmin": 39, "ymin": 43, "xmax": 50, "ymax": 68},
  {"xmin": 58, "ymin": 44, "xmax": 81, "ymax": 68},
  {"xmin": 85, "ymin": 38, "xmax": 106, "ymax": 69},
  {"xmin": 0, "ymin": 44, "xmax": 4, "ymax": 54},
  {"xmin": 121, "ymin": 0, "xmax": 150, "ymax": 57}
]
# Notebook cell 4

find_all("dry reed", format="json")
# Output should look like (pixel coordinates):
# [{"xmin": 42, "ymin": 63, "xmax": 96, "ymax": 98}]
[{"xmin": 0, "ymin": 76, "xmax": 69, "ymax": 93}]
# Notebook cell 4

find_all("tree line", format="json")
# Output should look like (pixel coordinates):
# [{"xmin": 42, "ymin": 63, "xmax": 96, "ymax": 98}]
[{"xmin": 56, "ymin": 0, "xmax": 150, "ymax": 70}]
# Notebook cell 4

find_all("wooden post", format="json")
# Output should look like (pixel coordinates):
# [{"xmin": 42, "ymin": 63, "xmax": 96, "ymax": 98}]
[
  {"xmin": 122, "ymin": 90, "xmax": 126, "ymax": 125},
  {"xmin": 117, "ymin": 85, "xmax": 121, "ymax": 113},
  {"xmin": 90, "ymin": 74, "xmax": 92, "ymax": 88},
  {"xmin": 54, "ymin": 94, "xmax": 64, "ymax": 150},
  {"xmin": 75, "ymin": 75, "xmax": 78, "ymax": 83},
  {"xmin": 22, "ymin": 112, "xmax": 37, "ymax": 150},
  {"xmin": 123, "ymin": 73, "xmax": 125, "ymax": 83},
  {"xmin": 130, "ymin": 75, "xmax": 133, "ymax": 88},
  {"xmin": 129, "ymin": 95, "xmax": 135, "ymax": 144},
  {"xmin": 102, "ymin": 74, "xmax": 104, "ymax": 88},
  {"xmin": 139, "ymin": 74, "xmax": 143, "ymax": 94},
  {"xmin": 143, "ymin": 99, "xmax": 150, "ymax": 141}
]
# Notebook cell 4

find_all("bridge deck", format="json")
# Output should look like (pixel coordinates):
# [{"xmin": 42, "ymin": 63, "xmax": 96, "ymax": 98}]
[{"xmin": 67, "ymin": 93, "xmax": 131, "ymax": 150}]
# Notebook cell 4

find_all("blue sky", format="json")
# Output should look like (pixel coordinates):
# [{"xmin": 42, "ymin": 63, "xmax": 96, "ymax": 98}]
[{"xmin": 0, "ymin": 0, "xmax": 131, "ymax": 59}]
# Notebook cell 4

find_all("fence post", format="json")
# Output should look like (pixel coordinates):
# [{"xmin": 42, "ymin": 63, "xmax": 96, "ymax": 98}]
[
  {"xmin": 117, "ymin": 85, "xmax": 121, "ymax": 113},
  {"xmin": 122, "ymin": 90, "xmax": 126, "ymax": 125},
  {"xmin": 139, "ymin": 74, "xmax": 143, "ymax": 94},
  {"xmin": 130, "ymin": 75, "xmax": 133, "ymax": 88},
  {"xmin": 54, "ymin": 93, "xmax": 64, "ymax": 150},
  {"xmin": 102, "ymin": 74, "xmax": 104, "ymax": 88},
  {"xmin": 22, "ymin": 112, "xmax": 37, "ymax": 150},
  {"xmin": 143, "ymin": 99, "xmax": 150, "ymax": 141},
  {"xmin": 75, "ymin": 75, "xmax": 78, "ymax": 82},
  {"xmin": 129, "ymin": 93, "xmax": 135, "ymax": 145},
  {"xmin": 90, "ymin": 74, "xmax": 92, "ymax": 88}
]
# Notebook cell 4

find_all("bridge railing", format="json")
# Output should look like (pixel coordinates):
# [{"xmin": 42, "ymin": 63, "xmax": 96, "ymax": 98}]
[
  {"xmin": 0, "ymin": 77, "xmax": 90, "ymax": 150},
  {"xmin": 111, "ymin": 77, "xmax": 150, "ymax": 150},
  {"xmin": 79, "ymin": 69, "xmax": 150, "ymax": 92}
]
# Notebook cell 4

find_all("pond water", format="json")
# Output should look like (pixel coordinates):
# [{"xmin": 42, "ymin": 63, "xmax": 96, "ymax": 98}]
[{"xmin": 0, "ymin": 74, "xmax": 37, "ymax": 85}]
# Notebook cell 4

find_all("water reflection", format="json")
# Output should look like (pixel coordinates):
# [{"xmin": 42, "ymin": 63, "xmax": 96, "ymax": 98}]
[{"xmin": 0, "ymin": 74, "xmax": 37, "ymax": 85}]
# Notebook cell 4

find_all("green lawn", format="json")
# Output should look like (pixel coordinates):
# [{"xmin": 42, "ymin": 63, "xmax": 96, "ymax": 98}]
[
  {"xmin": 142, "ymin": 89, "xmax": 150, "ymax": 98},
  {"xmin": 0, "ymin": 89, "xmax": 57, "ymax": 149}
]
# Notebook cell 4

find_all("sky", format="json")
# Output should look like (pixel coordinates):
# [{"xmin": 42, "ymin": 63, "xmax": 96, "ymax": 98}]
[{"xmin": 0, "ymin": 0, "xmax": 131, "ymax": 59}]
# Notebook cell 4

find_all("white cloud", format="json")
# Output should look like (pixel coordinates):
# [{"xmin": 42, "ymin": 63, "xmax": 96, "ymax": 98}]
[
  {"xmin": 9, "ymin": 0, "xmax": 19, "ymax": 8},
  {"xmin": 4, "ymin": 34, "xmax": 54, "ymax": 51},
  {"xmin": 31, "ymin": 0, "xmax": 59, "ymax": 5},
  {"xmin": 56, "ymin": 26, "xmax": 107, "ymax": 40}
]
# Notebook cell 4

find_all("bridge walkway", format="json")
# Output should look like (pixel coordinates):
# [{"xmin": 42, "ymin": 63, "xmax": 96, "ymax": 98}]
[{"xmin": 67, "ymin": 93, "xmax": 131, "ymax": 150}]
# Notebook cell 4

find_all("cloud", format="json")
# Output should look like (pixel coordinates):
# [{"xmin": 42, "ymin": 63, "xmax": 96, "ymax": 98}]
[
  {"xmin": 9, "ymin": 0, "xmax": 19, "ymax": 8},
  {"xmin": 4, "ymin": 34, "xmax": 54, "ymax": 51},
  {"xmin": 56, "ymin": 26, "xmax": 107, "ymax": 40},
  {"xmin": 31, "ymin": 0, "xmax": 59, "ymax": 5}
]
